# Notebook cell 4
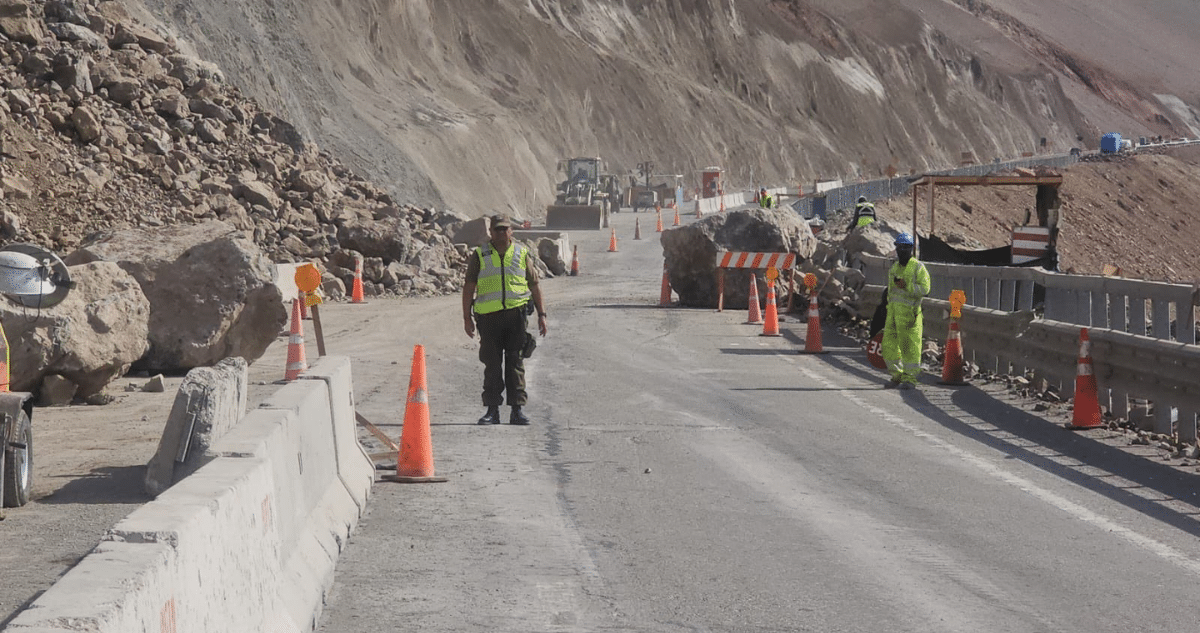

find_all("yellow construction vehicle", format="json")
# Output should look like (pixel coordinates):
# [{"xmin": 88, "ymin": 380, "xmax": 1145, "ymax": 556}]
[
  {"xmin": 546, "ymin": 157, "xmax": 619, "ymax": 229},
  {"xmin": 0, "ymin": 244, "xmax": 72, "ymax": 513}
]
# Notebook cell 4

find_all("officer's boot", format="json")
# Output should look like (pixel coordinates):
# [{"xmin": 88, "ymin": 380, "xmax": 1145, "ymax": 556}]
[
  {"xmin": 477, "ymin": 405, "xmax": 501, "ymax": 425},
  {"xmin": 509, "ymin": 406, "xmax": 530, "ymax": 426}
]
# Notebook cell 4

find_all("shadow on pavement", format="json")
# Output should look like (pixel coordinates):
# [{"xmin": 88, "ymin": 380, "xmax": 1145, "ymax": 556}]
[{"xmin": 38, "ymin": 466, "xmax": 151, "ymax": 505}]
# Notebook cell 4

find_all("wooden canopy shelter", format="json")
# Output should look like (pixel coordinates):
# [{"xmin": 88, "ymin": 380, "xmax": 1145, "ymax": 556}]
[{"xmin": 909, "ymin": 173, "xmax": 1064, "ymax": 254}]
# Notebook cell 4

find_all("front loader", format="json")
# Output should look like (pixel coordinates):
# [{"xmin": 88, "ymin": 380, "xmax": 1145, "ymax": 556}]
[
  {"xmin": 0, "ymin": 244, "xmax": 72, "ymax": 516},
  {"xmin": 546, "ymin": 157, "xmax": 614, "ymax": 230}
]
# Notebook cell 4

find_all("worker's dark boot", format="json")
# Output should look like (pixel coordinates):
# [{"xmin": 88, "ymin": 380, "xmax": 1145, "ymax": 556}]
[
  {"xmin": 509, "ymin": 406, "xmax": 530, "ymax": 426},
  {"xmin": 477, "ymin": 406, "xmax": 500, "ymax": 425}
]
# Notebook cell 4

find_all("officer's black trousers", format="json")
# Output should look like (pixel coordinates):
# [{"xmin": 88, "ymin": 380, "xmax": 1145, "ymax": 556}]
[{"xmin": 475, "ymin": 307, "xmax": 528, "ymax": 407}]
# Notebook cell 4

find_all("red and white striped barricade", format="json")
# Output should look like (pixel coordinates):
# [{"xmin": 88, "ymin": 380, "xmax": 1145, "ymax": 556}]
[
  {"xmin": 715, "ymin": 251, "xmax": 797, "ymax": 313},
  {"xmin": 1011, "ymin": 226, "xmax": 1051, "ymax": 264}
]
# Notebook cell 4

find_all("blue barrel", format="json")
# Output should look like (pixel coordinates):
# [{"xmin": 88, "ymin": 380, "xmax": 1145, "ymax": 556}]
[{"xmin": 1100, "ymin": 133, "xmax": 1122, "ymax": 153}]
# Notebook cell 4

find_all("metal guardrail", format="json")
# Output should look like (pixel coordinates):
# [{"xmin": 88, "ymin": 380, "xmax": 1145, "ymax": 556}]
[{"xmin": 855, "ymin": 257, "xmax": 1200, "ymax": 441}]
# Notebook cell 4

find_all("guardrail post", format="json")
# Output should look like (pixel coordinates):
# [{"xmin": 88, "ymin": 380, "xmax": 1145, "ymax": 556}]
[{"xmin": 1180, "ymin": 410, "xmax": 1198, "ymax": 444}]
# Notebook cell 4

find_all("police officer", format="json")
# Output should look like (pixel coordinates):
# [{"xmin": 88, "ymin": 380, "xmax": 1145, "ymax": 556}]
[
  {"xmin": 462, "ymin": 215, "xmax": 548, "ymax": 425},
  {"xmin": 882, "ymin": 232, "xmax": 930, "ymax": 389},
  {"xmin": 758, "ymin": 188, "xmax": 774, "ymax": 209},
  {"xmin": 848, "ymin": 196, "xmax": 876, "ymax": 231}
]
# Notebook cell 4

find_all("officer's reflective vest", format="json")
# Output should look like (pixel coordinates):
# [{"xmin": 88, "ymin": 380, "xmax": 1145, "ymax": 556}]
[
  {"xmin": 474, "ymin": 242, "xmax": 531, "ymax": 314},
  {"xmin": 760, "ymin": 194, "xmax": 774, "ymax": 208}
]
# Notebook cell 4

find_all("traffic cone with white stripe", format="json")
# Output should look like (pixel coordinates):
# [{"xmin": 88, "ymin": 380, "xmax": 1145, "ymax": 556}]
[
  {"xmin": 298, "ymin": 289, "xmax": 309, "ymax": 320},
  {"xmin": 570, "ymin": 245, "xmax": 579, "ymax": 276},
  {"xmin": 655, "ymin": 209, "xmax": 664, "ymax": 232},
  {"xmin": 351, "ymin": 258, "xmax": 366, "ymax": 304},
  {"xmin": 745, "ymin": 274, "xmax": 763, "ymax": 324},
  {"xmin": 1068, "ymin": 328, "xmax": 1103, "ymax": 429},
  {"xmin": 284, "ymin": 299, "xmax": 307, "ymax": 381},
  {"xmin": 938, "ymin": 315, "xmax": 968, "ymax": 385},
  {"xmin": 659, "ymin": 261, "xmax": 672, "ymax": 307},
  {"xmin": 760, "ymin": 282, "xmax": 780, "ymax": 336},
  {"xmin": 634, "ymin": 217, "xmax": 642, "ymax": 240},
  {"xmin": 798, "ymin": 291, "xmax": 825, "ymax": 352},
  {"xmin": 383, "ymin": 345, "xmax": 448, "ymax": 483},
  {"xmin": 694, "ymin": 198, "xmax": 702, "ymax": 219},
  {"xmin": 608, "ymin": 227, "xmax": 619, "ymax": 252},
  {"xmin": 672, "ymin": 205, "xmax": 680, "ymax": 226}
]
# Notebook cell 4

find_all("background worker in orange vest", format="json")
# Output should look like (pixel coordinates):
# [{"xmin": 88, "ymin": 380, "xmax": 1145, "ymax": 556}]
[{"xmin": 462, "ymin": 215, "xmax": 548, "ymax": 425}]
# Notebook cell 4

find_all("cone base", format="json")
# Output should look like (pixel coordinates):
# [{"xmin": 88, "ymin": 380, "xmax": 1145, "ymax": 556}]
[
  {"xmin": 1065, "ymin": 421, "xmax": 1104, "ymax": 430},
  {"xmin": 382, "ymin": 474, "xmax": 449, "ymax": 483},
  {"xmin": 759, "ymin": 333, "xmax": 781, "ymax": 337},
  {"xmin": 746, "ymin": 319, "xmax": 763, "ymax": 325}
]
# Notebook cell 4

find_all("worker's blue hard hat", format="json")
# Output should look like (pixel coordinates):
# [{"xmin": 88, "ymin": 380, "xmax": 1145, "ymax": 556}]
[{"xmin": 894, "ymin": 232, "xmax": 914, "ymax": 246}]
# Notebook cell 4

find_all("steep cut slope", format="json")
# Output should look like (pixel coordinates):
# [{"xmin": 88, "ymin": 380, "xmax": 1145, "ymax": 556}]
[{"xmin": 122, "ymin": 0, "xmax": 1103, "ymax": 218}]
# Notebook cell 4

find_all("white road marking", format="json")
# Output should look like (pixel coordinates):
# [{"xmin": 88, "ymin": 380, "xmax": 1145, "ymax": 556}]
[{"xmin": 794, "ymin": 364, "xmax": 1200, "ymax": 577}]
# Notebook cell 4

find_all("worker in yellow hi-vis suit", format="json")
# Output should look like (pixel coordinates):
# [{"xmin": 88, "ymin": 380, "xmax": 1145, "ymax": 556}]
[{"xmin": 882, "ymin": 232, "xmax": 930, "ymax": 390}]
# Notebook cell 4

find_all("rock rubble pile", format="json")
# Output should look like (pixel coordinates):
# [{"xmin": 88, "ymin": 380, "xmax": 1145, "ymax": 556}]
[{"xmin": 0, "ymin": 0, "xmax": 481, "ymax": 301}]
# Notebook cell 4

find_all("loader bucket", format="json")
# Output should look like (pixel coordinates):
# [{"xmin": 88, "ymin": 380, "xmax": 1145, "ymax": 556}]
[{"xmin": 546, "ymin": 204, "xmax": 603, "ymax": 230}]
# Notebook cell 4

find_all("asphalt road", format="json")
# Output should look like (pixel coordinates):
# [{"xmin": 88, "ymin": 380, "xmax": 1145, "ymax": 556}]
[{"xmin": 310, "ymin": 209, "xmax": 1200, "ymax": 632}]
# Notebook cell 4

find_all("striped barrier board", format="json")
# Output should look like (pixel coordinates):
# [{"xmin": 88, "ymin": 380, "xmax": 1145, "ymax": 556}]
[
  {"xmin": 1012, "ymin": 226, "xmax": 1051, "ymax": 264},
  {"xmin": 715, "ymin": 251, "xmax": 797, "ymax": 312},
  {"xmin": 716, "ymin": 251, "xmax": 796, "ymax": 270}
]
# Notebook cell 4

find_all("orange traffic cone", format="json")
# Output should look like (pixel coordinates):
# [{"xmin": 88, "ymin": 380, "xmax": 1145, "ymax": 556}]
[
  {"xmin": 939, "ymin": 315, "xmax": 968, "ymax": 385},
  {"xmin": 659, "ymin": 261, "xmax": 672, "ymax": 307},
  {"xmin": 672, "ymin": 206, "xmax": 680, "ymax": 226},
  {"xmin": 0, "ymin": 322, "xmax": 9, "ymax": 392},
  {"xmin": 634, "ymin": 217, "xmax": 642, "ymax": 240},
  {"xmin": 570, "ymin": 245, "xmax": 580, "ymax": 276},
  {"xmin": 384, "ymin": 345, "xmax": 448, "ymax": 483},
  {"xmin": 655, "ymin": 210, "xmax": 664, "ymax": 232},
  {"xmin": 745, "ymin": 274, "xmax": 762, "ymax": 324},
  {"xmin": 719, "ymin": 189, "xmax": 725, "ymax": 213},
  {"xmin": 694, "ymin": 198, "xmax": 702, "ymax": 219},
  {"xmin": 298, "ymin": 289, "xmax": 309, "ymax": 320},
  {"xmin": 1068, "ymin": 328, "xmax": 1103, "ymax": 429},
  {"xmin": 798, "ymin": 291, "xmax": 826, "ymax": 353},
  {"xmin": 760, "ymin": 282, "xmax": 780, "ymax": 336},
  {"xmin": 284, "ymin": 299, "xmax": 307, "ymax": 381},
  {"xmin": 351, "ymin": 258, "xmax": 366, "ymax": 304},
  {"xmin": 608, "ymin": 227, "xmax": 619, "ymax": 252}
]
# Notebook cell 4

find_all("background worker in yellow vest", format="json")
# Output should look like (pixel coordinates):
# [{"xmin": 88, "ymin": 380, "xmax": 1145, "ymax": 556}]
[
  {"xmin": 848, "ymin": 195, "xmax": 876, "ymax": 231},
  {"xmin": 758, "ymin": 187, "xmax": 774, "ymax": 209},
  {"xmin": 462, "ymin": 215, "xmax": 548, "ymax": 425},
  {"xmin": 881, "ymin": 232, "xmax": 929, "ymax": 390}
]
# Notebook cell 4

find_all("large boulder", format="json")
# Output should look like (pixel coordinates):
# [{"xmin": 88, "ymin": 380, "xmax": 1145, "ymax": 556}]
[
  {"xmin": 337, "ymin": 217, "xmax": 414, "ymax": 262},
  {"xmin": 660, "ymin": 209, "xmax": 818, "ymax": 308},
  {"xmin": 0, "ymin": 261, "xmax": 149, "ymax": 397},
  {"xmin": 0, "ymin": 0, "xmax": 49, "ymax": 45},
  {"xmin": 65, "ymin": 220, "xmax": 286, "ymax": 371}
]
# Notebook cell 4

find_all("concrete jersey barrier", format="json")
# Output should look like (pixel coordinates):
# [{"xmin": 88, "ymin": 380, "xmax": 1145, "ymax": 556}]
[{"xmin": 6, "ymin": 356, "xmax": 373, "ymax": 633}]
